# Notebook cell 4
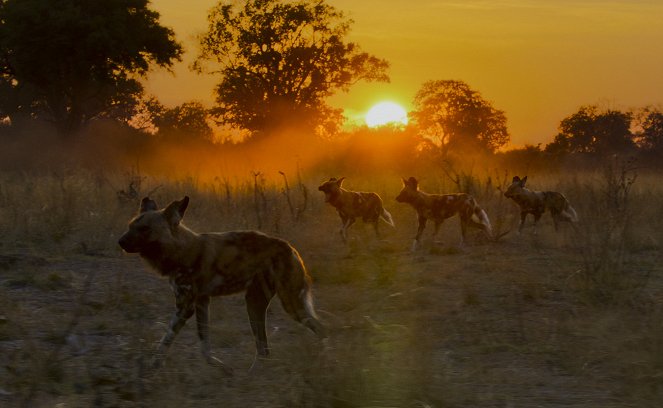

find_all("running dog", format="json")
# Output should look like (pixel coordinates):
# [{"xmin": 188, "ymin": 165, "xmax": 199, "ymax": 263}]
[
  {"xmin": 396, "ymin": 177, "xmax": 493, "ymax": 251},
  {"xmin": 504, "ymin": 176, "xmax": 578, "ymax": 233},
  {"xmin": 118, "ymin": 196, "xmax": 326, "ymax": 371},
  {"xmin": 318, "ymin": 177, "xmax": 394, "ymax": 242}
]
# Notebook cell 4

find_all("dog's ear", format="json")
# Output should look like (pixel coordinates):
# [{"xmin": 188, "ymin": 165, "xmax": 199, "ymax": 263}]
[
  {"xmin": 512, "ymin": 176, "xmax": 521, "ymax": 183},
  {"xmin": 337, "ymin": 177, "xmax": 346, "ymax": 186},
  {"xmin": 521, "ymin": 176, "xmax": 528, "ymax": 186},
  {"xmin": 407, "ymin": 177, "xmax": 418, "ymax": 188},
  {"xmin": 164, "ymin": 196, "xmax": 190, "ymax": 225},
  {"xmin": 139, "ymin": 197, "xmax": 158, "ymax": 213}
]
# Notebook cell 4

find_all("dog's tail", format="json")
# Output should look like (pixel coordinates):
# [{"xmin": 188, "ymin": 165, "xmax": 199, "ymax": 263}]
[
  {"xmin": 472, "ymin": 205, "xmax": 493, "ymax": 239},
  {"xmin": 275, "ymin": 246, "xmax": 327, "ymax": 339},
  {"xmin": 550, "ymin": 192, "xmax": 579, "ymax": 223},
  {"xmin": 562, "ymin": 203, "xmax": 579, "ymax": 223},
  {"xmin": 380, "ymin": 208, "xmax": 395, "ymax": 227}
]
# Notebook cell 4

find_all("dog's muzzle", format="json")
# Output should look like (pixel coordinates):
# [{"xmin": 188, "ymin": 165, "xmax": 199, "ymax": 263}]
[{"xmin": 118, "ymin": 234, "xmax": 139, "ymax": 253}]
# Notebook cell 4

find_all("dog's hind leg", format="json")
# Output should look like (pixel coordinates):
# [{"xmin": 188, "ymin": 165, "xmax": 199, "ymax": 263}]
[
  {"xmin": 245, "ymin": 273, "xmax": 276, "ymax": 357},
  {"xmin": 372, "ymin": 220, "xmax": 381, "ymax": 239},
  {"xmin": 551, "ymin": 213, "xmax": 561, "ymax": 232},
  {"xmin": 432, "ymin": 220, "xmax": 442, "ymax": 238},
  {"xmin": 431, "ymin": 219, "xmax": 446, "ymax": 245}
]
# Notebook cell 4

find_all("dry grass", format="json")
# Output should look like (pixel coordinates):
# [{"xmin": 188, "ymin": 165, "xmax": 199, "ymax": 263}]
[{"xmin": 0, "ymin": 165, "xmax": 662, "ymax": 407}]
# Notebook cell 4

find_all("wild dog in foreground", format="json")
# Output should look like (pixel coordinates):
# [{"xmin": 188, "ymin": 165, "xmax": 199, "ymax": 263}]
[
  {"xmin": 118, "ymin": 196, "xmax": 326, "ymax": 371},
  {"xmin": 318, "ymin": 177, "xmax": 394, "ymax": 242},
  {"xmin": 504, "ymin": 176, "xmax": 578, "ymax": 233},
  {"xmin": 396, "ymin": 177, "xmax": 493, "ymax": 251}
]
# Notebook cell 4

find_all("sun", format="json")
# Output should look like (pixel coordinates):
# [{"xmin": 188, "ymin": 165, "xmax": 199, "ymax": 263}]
[{"xmin": 365, "ymin": 101, "xmax": 408, "ymax": 128}]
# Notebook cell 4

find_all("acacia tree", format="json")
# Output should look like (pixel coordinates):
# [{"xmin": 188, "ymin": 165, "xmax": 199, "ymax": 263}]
[
  {"xmin": 194, "ymin": 0, "xmax": 389, "ymax": 139},
  {"xmin": 545, "ymin": 105, "xmax": 634, "ymax": 155},
  {"xmin": 0, "ymin": 0, "xmax": 183, "ymax": 136},
  {"xmin": 411, "ymin": 80, "xmax": 509, "ymax": 157}
]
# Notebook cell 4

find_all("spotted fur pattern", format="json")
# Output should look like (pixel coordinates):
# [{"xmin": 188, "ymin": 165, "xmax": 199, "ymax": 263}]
[
  {"xmin": 118, "ymin": 196, "xmax": 326, "ymax": 370},
  {"xmin": 504, "ymin": 176, "xmax": 578, "ymax": 233},
  {"xmin": 396, "ymin": 177, "xmax": 493, "ymax": 251},
  {"xmin": 318, "ymin": 177, "xmax": 394, "ymax": 242}
]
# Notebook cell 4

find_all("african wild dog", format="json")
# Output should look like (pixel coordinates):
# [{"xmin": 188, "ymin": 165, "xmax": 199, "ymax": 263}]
[
  {"xmin": 396, "ymin": 177, "xmax": 493, "ymax": 251},
  {"xmin": 318, "ymin": 177, "xmax": 395, "ymax": 242},
  {"xmin": 118, "ymin": 196, "xmax": 326, "ymax": 371},
  {"xmin": 504, "ymin": 176, "xmax": 578, "ymax": 233}
]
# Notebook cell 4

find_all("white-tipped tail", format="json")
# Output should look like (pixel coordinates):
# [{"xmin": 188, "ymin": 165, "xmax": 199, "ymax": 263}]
[
  {"xmin": 563, "ymin": 205, "xmax": 579, "ymax": 222},
  {"xmin": 381, "ymin": 208, "xmax": 395, "ymax": 227},
  {"xmin": 474, "ymin": 208, "xmax": 493, "ymax": 237},
  {"xmin": 300, "ymin": 288, "xmax": 318, "ymax": 319}
]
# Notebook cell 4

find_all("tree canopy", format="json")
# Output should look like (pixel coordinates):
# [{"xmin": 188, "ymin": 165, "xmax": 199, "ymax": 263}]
[
  {"xmin": 152, "ymin": 101, "xmax": 214, "ymax": 143},
  {"xmin": 194, "ymin": 0, "xmax": 390, "ymax": 139},
  {"xmin": 0, "ymin": 0, "xmax": 183, "ymax": 136},
  {"xmin": 635, "ymin": 107, "xmax": 663, "ymax": 152},
  {"xmin": 546, "ymin": 105, "xmax": 634, "ymax": 155},
  {"xmin": 411, "ymin": 80, "xmax": 509, "ymax": 156}
]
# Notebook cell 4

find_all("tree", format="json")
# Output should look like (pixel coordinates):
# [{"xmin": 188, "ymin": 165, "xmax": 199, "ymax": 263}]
[
  {"xmin": 194, "ymin": 0, "xmax": 389, "ymax": 139},
  {"xmin": 0, "ymin": 0, "xmax": 183, "ymax": 136},
  {"xmin": 635, "ymin": 107, "xmax": 663, "ymax": 152},
  {"xmin": 152, "ymin": 101, "xmax": 214, "ymax": 143},
  {"xmin": 411, "ymin": 80, "xmax": 509, "ymax": 156},
  {"xmin": 545, "ymin": 106, "xmax": 634, "ymax": 155}
]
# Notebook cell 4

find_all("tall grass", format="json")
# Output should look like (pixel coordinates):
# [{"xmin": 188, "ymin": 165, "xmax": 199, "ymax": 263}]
[
  {"xmin": 567, "ymin": 157, "xmax": 652, "ymax": 304},
  {"xmin": 1, "ymin": 164, "xmax": 662, "ymax": 407}
]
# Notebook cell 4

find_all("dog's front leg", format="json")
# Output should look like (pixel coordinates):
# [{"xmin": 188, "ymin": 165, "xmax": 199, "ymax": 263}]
[
  {"xmin": 153, "ymin": 302, "xmax": 194, "ymax": 368},
  {"xmin": 518, "ymin": 212, "xmax": 528, "ymax": 233},
  {"xmin": 338, "ymin": 214, "xmax": 348, "ymax": 242},
  {"xmin": 341, "ymin": 217, "xmax": 355, "ymax": 242},
  {"xmin": 412, "ymin": 216, "xmax": 427, "ymax": 251},
  {"xmin": 459, "ymin": 220, "xmax": 467, "ymax": 246},
  {"xmin": 532, "ymin": 212, "xmax": 542, "ymax": 234},
  {"xmin": 195, "ymin": 296, "xmax": 212, "ymax": 360},
  {"xmin": 195, "ymin": 296, "xmax": 233, "ymax": 374},
  {"xmin": 432, "ymin": 220, "xmax": 443, "ymax": 241}
]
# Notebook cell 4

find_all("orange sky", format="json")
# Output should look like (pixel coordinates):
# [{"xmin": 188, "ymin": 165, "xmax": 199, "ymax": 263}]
[{"xmin": 146, "ymin": 0, "xmax": 663, "ymax": 147}]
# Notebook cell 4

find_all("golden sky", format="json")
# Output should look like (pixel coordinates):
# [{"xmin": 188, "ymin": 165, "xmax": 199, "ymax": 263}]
[{"xmin": 146, "ymin": 0, "xmax": 663, "ymax": 147}]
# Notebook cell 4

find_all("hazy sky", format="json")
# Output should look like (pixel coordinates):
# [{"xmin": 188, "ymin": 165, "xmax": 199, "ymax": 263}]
[{"xmin": 146, "ymin": 0, "xmax": 663, "ymax": 147}]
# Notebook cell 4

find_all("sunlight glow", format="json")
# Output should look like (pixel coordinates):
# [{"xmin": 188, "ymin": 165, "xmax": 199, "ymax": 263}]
[{"xmin": 365, "ymin": 101, "xmax": 408, "ymax": 128}]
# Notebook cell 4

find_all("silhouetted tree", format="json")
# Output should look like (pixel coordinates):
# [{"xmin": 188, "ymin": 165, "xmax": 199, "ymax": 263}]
[
  {"xmin": 0, "ymin": 0, "xmax": 183, "ymax": 136},
  {"xmin": 411, "ymin": 80, "xmax": 509, "ymax": 157},
  {"xmin": 546, "ymin": 105, "xmax": 634, "ymax": 155},
  {"xmin": 635, "ymin": 106, "xmax": 663, "ymax": 152},
  {"xmin": 152, "ymin": 101, "xmax": 214, "ymax": 143},
  {"xmin": 194, "ymin": 0, "xmax": 389, "ymax": 139}
]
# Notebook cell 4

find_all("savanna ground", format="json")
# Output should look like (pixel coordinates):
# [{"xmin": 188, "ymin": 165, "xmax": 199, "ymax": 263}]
[{"xmin": 1, "ymin": 162, "xmax": 662, "ymax": 407}]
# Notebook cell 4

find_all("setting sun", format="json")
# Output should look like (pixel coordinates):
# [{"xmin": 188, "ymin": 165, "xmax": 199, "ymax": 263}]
[{"xmin": 365, "ymin": 101, "xmax": 408, "ymax": 128}]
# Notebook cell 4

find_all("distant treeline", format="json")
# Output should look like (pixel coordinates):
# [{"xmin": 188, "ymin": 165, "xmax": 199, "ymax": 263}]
[{"xmin": 1, "ymin": 0, "xmax": 661, "ymax": 174}]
